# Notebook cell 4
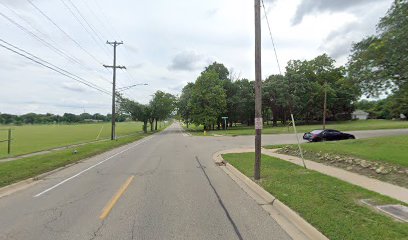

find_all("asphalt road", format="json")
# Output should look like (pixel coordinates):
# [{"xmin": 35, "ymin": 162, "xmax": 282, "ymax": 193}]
[{"xmin": 0, "ymin": 123, "xmax": 407, "ymax": 240}]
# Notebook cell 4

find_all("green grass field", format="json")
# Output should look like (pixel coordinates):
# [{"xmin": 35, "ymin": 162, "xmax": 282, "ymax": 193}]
[
  {"xmin": 185, "ymin": 119, "xmax": 408, "ymax": 136},
  {"xmin": 0, "ymin": 133, "xmax": 150, "ymax": 188},
  {"xmin": 266, "ymin": 135, "xmax": 408, "ymax": 167},
  {"xmin": 0, "ymin": 122, "xmax": 161, "ymax": 158},
  {"xmin": 223, "ymin": 153, "xmax": 408, "ymax": 240}
]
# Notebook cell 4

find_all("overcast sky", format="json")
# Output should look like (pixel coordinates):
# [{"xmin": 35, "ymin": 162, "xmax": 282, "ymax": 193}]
[{"xmin": 0, "ymin": 0, "xmax": 393, "ymax": 115}]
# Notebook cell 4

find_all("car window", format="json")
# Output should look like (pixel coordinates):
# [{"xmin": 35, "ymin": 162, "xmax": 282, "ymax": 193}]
[{"xmin": 311, "ymin": 130, "xmax": 323, "ymax": 134}]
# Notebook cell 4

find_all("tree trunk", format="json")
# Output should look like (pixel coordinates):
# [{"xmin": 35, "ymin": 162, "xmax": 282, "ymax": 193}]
[
  {"xmin": 186, "ymin": 120, "xmax": 189, "ymax": 129},
  {"xmin": 155, "ymin": 119, "xmax": 158, "ymax": 131},
  {"xmin": 271, "ymin": 104, "xmax": 278, "ymax": 127},
  {"xmin": 143, "ymin": 121, "xmax": 148, "ymax": 133},
  {"xmin": 149, "ymin": 120, "xmax": 154, "ymax": 132}
]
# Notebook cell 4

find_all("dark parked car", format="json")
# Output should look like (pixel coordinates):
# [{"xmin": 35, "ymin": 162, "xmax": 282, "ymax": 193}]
[{"xmin": 303, "ymin": 129, "xmax": 355, "ymax": 142}]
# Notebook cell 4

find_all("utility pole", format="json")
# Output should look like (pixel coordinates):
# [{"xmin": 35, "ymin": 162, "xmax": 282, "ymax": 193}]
[
  {"xmin": 104, "ymin": 41, "xmax": 126, "ymax": 140},
  {"xmin": 254, "ymin": 0, "xmax": 262, "ymax": 180},
  {"xmin": 323, "ymin": 80, "xmax": 327, "ymax": 130}
]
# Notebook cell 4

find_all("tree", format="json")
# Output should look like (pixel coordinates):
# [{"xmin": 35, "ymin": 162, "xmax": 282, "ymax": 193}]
[
  {"xmin": 202, "ymin": 62, "xmax": 229, "ymax": 81},
  {"xmin": 234, "ymin": 79, "xmax": 255, "ymax": 126},
  {"xmin": 190, "ymin": 70, "xmax": 227, "ymax": 130},
  {"xmin": 178, "ymin": 83, "xmax": 194, "ymax": 128},
  {"xmin": 348, "ymin": 0, "xmax": 408, "ymax": 97},
  {"xmin": 263, "ymin": 75, "xmax": 289, "ymax": 126},
  {"xmin": 118, "ymin": 98, "xmax": 151, "ymax": 133},
  {"xmin": 150, "ymin": 91, "xmax": 176, "ymax": 130}
]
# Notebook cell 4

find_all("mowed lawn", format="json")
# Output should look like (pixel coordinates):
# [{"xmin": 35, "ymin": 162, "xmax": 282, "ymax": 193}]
[
  {"xmin": 223, "ymin": 153, "xmax": 408, "ymax": 240},
  {"xmin": 0, "ymin": 122, "xmax": 146, "ymax": 158},
  {"xmin": 186, "ymin": 119, "xmax": 408, "ymax": 136},
  {"xmin": 277, "ymin": 135, "xmax": 408, "ymax": 167}
]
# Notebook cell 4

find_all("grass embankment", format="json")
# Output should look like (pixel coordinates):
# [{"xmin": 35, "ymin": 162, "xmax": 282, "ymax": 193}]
[
  {"xmin": 282, "ymin": 135, "xmax": 408, "ymax": 167},
  {"xmin": 0, "ymin": 121, "xmax": 160, "ymax": 158},
  {"xmin": 223, "ymin": 153, "xmax": 408, "ymax": 240},
  {"xmin": 264, "ymin": 135, "xmax": 408, "ymax": 187},
  {"xmin": 0, "ymin": 123, "xmax": 169, "ymax": 188},
  {"xmin": 185, "ymin": 119, "xmax": 408, "ymax": 136}
]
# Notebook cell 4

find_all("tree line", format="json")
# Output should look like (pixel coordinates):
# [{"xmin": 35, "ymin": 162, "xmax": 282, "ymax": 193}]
[
  {"xmin": 178, "ymin": 57, "xmax": 359, "ymax": 130},
  {"xmin": 0, "ymin": 112, "xmax": 124, "ymax": 125},
  {"xmin": 178, "ymin": 0, "xmax": 408, "ymax": 129}
]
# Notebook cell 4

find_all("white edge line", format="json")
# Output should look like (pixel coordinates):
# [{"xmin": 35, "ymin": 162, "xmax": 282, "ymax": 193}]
[{"xmin": 33, "ymin": 135, "xmax": 154, "ymax": 198}]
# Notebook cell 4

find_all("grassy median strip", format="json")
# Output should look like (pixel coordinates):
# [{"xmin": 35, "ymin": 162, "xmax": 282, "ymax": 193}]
[
  {"xmin": 185, "ymin": 119, "xmax": 408, "ymax": 136},
  {"xmin": 222, "ymin": 153, "xmax": 408, "ymax": 240},
  {"xmin": 0, "ymin": 133, "xmax": 152, "ymax": 188}
]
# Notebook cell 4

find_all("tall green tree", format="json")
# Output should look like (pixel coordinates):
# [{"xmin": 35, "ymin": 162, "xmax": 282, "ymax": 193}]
[
  {"xmin": 178, "ymin": 83, "xmax": 194, "ymax": 128},
  {"xmin": 348, "ymin": 0, "xmax": 408, "ymax": 97},
  {"xmin": 150, "ymin": 91, "xmax": 176, "ymax": 130},
  {"xmin": 190, "ymin": 70, "xmax": 227, "ymax": 130}
]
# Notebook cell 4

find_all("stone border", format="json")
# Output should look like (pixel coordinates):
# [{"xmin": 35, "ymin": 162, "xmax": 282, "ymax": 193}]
[{"xmin": 213, "ymin": 149, "xmax": 329, "ymax": 240}]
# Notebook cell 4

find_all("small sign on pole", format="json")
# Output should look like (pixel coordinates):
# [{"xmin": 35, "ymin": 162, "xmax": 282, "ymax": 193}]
[
  {"xmin": 221, "ymin": 117, "xmax": 228, "ymax": 130},
  {"xmin": 255, "ymin": 117, "xmax": 263, "ymax": 130}
]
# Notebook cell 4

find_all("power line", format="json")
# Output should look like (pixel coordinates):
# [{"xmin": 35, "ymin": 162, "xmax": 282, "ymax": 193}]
[
  {"xmin": 0, "ymin": 39, "xmax": 111, "ymax": 96},
  {"xmin": 0, "ymin": 11, "xmax": 83, "ymax": 66},
  {"xmin": 0, "ymin": 5, "xmax": 112, "ymax": 85},
  {"xmin": 59, "ymin": 0, "xmax": 110, "ymax": 57},
  {"xmin": 261, "ymin": 0, "xmax": 282, "ymax": 75},
  {"xmin": 66, "ymin": 0, "xmax": 108, "ymax": 46},
  {"xmin": 26, "ymin": 0, "xmax": 105, "ymax": 66},
  {"xmin": 80, "ymin": 0, "xmax": 113, "ymax": 40}
]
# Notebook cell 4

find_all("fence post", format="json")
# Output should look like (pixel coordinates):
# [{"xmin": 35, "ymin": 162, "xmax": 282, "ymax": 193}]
[{"xmin": 7, "ymin": 129, "xmax": 11, "ymax": 155}]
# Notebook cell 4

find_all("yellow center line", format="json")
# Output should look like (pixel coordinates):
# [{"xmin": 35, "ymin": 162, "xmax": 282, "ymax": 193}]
[{"xmin": 99, "ymin": 175, "xmax": 135, "ymax": 220}]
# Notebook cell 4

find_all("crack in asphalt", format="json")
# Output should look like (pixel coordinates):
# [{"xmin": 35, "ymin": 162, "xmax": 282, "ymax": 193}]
[
  {"xmin": 43, "ymin": 209, "xmax": 66, "ymax": 234},
  {"xmin": 89, "ymin": 221, "xmax": 105, "ymax": 240},
  {"xmin": 131, "ymin": 218, "xmax": 136, "ymax": 240},
  {"xmin": 132, "ymin": 156, "xmax": 162, "ymax": 177},
  {"xmin": 195, "ymin": 156, "xmax": 244, "ymax": 240}
]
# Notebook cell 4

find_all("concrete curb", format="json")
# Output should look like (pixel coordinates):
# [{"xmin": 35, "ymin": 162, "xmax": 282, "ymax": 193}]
[{"xmin": 213, "ymin": 149, "xmax": 329, "ymax": 240}]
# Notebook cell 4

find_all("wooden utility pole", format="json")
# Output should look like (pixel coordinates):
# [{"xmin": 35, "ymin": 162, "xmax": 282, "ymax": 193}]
[
  {"xmin": 323, "ymin": 80, "xmax": 327, "ymax": 130},
  {"xmin": 104, "ymin": 41, "xmax": 126, "ymax": 140},
  {"xmin": 254, "ymin": 0, "xmax": 262, "ymax": 180}
]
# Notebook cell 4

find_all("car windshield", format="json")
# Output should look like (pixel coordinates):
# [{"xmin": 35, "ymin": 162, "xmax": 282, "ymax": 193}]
[{"xmin": 311, "ymin": 130, "xmax": 323, "ymax": 134}]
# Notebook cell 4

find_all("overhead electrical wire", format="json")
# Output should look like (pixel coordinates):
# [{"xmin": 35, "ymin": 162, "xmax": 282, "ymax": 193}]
[
  {"xmin": 0, "ymin": 11, "xmax": 82, "ymax": 66},
  {"xmin": 85, "ymin": 0, "xmax": 141, "ymax": 85},
  {"xmin": 261, "ymin": 0, "xmax": 282, "ymax": 75},
  {"xmin": 66, "ymin": 0, "xmax": 108, "ymax": 47},
  {"xmin": 26, "ymin": 0, "xmax": 105, "ymax": 66},
  {"xmin": 0, "ymin": 38, "xmax": 111, "ymax": 96},
  {"xmin": 59, "ymin": 0, "xmax": 111, "ymax": 57},
  {"xmin": 0, "ymin": 4, "xmax": 112, "ymax": 85}
]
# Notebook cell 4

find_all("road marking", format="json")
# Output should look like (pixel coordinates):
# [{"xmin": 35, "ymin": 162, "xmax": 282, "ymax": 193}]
[
  {"xmin": 99, "ymin": 175, "xmax": 134, "ymax": 220},
  {"xmin": 33, "ymin": 136, "xmax": 153, "ymax": 198}
]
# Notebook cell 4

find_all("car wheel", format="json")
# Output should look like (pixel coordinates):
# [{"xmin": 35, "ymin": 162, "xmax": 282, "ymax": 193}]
[{"xmin": 349, "ymin": 136, "xmax": 355, "ymax": 139}]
